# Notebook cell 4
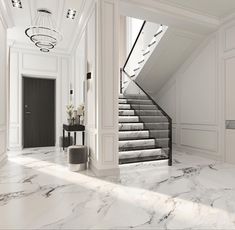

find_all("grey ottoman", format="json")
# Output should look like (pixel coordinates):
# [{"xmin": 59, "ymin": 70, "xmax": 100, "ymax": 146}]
[{"xmin": 68, "ymin": 145, "xmax": 87, "ymax": 171}]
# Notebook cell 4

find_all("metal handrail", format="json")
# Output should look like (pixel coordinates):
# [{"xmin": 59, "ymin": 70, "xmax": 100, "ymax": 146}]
[
  {"xmin": 123, "ymin": 21, "xmax": 146, "ymax": 72},
  {"xmin": 121, "ymin": 68, "xmax": 172, "ymax": 166}
]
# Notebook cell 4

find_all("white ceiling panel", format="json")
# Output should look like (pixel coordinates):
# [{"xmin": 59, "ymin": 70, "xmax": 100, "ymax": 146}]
[{"xmin": 154, "ymin": 0, "xmax": 235, "ymax": 18}]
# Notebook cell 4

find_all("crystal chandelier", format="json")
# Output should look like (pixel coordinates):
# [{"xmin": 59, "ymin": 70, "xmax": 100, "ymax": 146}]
[{"xmin": 25, "ymin": 9, "xmax": 62, "ymax": 52}]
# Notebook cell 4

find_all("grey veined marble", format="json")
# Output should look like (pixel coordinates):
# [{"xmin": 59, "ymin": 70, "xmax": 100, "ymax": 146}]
[{"xmin": 1, "ymin": 148, "xmax": 235, "ymax": 229}]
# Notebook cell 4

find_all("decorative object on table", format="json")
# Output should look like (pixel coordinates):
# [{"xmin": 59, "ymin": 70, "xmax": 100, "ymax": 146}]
[
  {"xmin": 73, "ymin": 109, "xmax": 80, "ymax": 125},
  {"xmin": 66, "ymin": 104, "xmax": 74, "ymax": 125},
  {"xmin": 77, "ymin": 104, "xmax": 85, "ymax": 125},
  {"xmin": 25, "ymin": 9, "xmax": 62, "ymax": 52}
]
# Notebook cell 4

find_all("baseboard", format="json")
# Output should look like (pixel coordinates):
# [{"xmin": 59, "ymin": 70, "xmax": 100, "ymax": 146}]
[
  {"xmin": 174, "ymin": 146, "xmax": 222, "ymax": 162},
  {"xmin": 8, "ymin": 146, "xmax": 23, "ymax": 151},
  {"xmin": 90, "ymin": 162, "xmax": 120, "ymax": 177},
  {"xmin": 0, "ymin": 153, "xmax": 7, "ymax": 168}
]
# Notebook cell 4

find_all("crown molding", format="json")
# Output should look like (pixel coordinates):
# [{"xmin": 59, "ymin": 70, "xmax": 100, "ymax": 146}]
[
  {"xmin": 9, "ymin": 40, "xmax": 71, "ymax": 57},
  {"xmin": 68, "ymin": 0, "xmax": 94, "ymax": 55},
  {"xmin": 0, "ymin": 0, "xmax": 14, "ymax": 28},
  {"xmin": 120, "ymin": 0, "xmax": 220, "ymax": 34}
]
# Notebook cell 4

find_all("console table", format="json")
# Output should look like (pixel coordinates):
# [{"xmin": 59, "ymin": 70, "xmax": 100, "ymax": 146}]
[{"xmin": 63, "ymin": 124, "xmax": 85, "ymax": 150}]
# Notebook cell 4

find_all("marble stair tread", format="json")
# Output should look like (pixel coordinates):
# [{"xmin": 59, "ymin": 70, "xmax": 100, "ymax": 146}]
[
  {"xmin": 119, "ymin": 104, "xmax": 131, "ymax": 110},
  {"xmin": 144, "ymin": 122, "xmax": 169, "ymax": 130},
  {"xmin": 119, "ymin": 154, "xmax": 168, "ymax": 164},
  {"xmin": 135, "ymin": 110, "xmax": 162, "ymax": 116},
  {"xmin": 119, "ymin": 116, "xmax": 139, "ymax": 123},
  {"xmin": 119, "ymin": 123, "xmax": 144, "ymax": 131},
  {"xmin": 140, "ymin": 116, "xmax": 168, "ymax": 122},
  {"xmin": 119, "ymin": 110, "xmax": 135, "ymax": 116},
  {"xmin": 119, "ymin": 130, "xmax": 149, "ymax": 140},
  {"xmin": 149, "ymin": 130, "xmax": 169, "ymax": 138},
  {"xmin": 119, "ymin": 148, "xmax": 164, "ymax": 159},
  {"xmin": 119, "ymin": 139, "xmax": 155, "ymax": 150}
]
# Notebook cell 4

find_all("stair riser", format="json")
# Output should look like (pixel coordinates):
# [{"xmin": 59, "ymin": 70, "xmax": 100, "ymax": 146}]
[
  {"xmin": 119, "ymin": 99, "xmax": 153, "ymax": 104},
  {"xmin": 119, "ymin": 123, "xmax": 144, "ymax": 131},
  {"xmin": 119, "ymin": 131, "xmax": 149, "ymax": 140},
  {"xmin": 140, "ymin": 116, "xmax": 168, "ymax": 123},
  {"xmin": 119, "ymin": 94, "xmax": 148, "ymax": 99},
  {"xmin": 119, "ymin": 116, "xmax": 139, "ymax": 123},
  {"xmin": 149, "ymin": 131, "xmax": 169, "ymax": 138},
  {"xmin": 119, "ymin": 110, "xmax": 135, "ymax": 116},
  {"xmin": 144, "ymin": 123, "xmax": 169, "ymax": 130},
  {"xmin": 135, "ymin": 110, "xmax": 162, "ymax": 116},
  {"xmin": 131, "ymin": 105, "xmax": 157, "ymax": 110},
  {"xmin": 128, "ymin": 100, "xmax": 153, "ymax": 105},
  {"xmin": 119, "ymin": 139, "xmax": 155, "ymax": 150}
]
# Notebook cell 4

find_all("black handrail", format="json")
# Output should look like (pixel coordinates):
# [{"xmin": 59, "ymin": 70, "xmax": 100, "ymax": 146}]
[
  {"xmin": 121, "ymin": 68, "xmax": 172, "ymax": 166},
  {"xmin": 123, "ymin": 20, "xmax": 146, "ymax": 72}
]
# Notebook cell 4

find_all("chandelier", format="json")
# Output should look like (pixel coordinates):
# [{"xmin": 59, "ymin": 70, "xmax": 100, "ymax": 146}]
[{"xmin": 25, "ymin": 9, "xmax": 62, "ymax": 52}]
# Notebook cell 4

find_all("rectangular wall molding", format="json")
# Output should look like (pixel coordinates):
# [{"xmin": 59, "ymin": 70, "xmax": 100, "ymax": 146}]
[
  {"xmin": 180, "ymin": 128, "xmax": 218, "ymax": 153},
  {"xmin": 22, "ymin": 53, "xmax": 58, "ymax": 73}
]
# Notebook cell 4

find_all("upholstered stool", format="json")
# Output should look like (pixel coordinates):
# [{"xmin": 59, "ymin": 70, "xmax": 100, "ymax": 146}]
[{"xmin": 68, "ymin": 145, "xmax": 87, "ymax": 171}]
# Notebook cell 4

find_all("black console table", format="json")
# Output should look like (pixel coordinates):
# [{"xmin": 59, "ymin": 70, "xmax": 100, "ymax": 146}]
[{"xmin": 63, "ymin": 124, "xmax": 85, "ymax": 150}]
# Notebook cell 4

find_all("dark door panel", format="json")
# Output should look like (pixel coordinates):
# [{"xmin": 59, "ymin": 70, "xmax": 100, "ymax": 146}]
[{"xmin": 23, "ymin": 77, "xmax": 55, "ymax": 148}]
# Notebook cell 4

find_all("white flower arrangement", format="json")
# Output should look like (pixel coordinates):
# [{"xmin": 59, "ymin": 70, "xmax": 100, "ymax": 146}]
[
  {"xmin": 77, "ymin": 104, "xmax": 85, "ymax": 116},
  {"xmin": 66, "ymin": 104, "xmax": 74, "ymax": 119}
]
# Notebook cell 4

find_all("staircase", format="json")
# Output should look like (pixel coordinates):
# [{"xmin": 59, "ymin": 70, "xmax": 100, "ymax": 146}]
[
  {"xmin": 119, "ymin": 93, "xmax": 171, "ymax": 165},
  {"xmin": 119, "ymin": 19, "xmax": 172, "ymax": 166}
]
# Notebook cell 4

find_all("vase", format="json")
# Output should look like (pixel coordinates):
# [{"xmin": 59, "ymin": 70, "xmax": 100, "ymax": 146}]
[{"xmin": 67, "ymin": 118, "xmax": 73, "ymax": 126}]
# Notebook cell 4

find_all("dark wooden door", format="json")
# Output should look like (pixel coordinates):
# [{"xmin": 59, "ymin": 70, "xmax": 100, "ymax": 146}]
[{"xmin": 23, "ymin": 77, "xmax": 55, "ymax": 148}]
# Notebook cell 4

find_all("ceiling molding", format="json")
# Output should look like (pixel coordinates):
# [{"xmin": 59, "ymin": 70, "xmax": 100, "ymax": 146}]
[
  {"xmin": 0, "ymin": 0, "xmax": 14, "ymax": 28},
  {"xmin": 221, "ymin": 12, "xmax": 235, "ymax": 25},
  {"xmin": 67, "ymin": 0, "xmax": 92, "ymax": 54},
  {"xmin": 10, "ymin": 40, "xmax": 71, "ymax": 57},
  {"xmin": 120, "ymin": 0, "xmax": 220, "ymax": 33},
  {"xmin": 29, "ymin": 0, "xmax": 36, "ymax": 25},
  {"xmin": 57, "ymin": 0, "xmax": 65, "ymax": 31}
]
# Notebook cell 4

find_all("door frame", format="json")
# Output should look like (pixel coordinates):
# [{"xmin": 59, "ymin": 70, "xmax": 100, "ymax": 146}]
[
  {"xmin": 22, "ymin": 76, "xmax": 56, "ymax": 148},
  {"xmin": 20, "ymin": 74, "xmax": 58, "ymax": 149}
]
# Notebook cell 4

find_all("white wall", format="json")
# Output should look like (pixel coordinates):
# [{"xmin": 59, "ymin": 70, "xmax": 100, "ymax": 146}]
[
  {"xmin": 222, "ymin": 19, "xmax": 235, "ymax": 163},
  {"xmin": 0, "ymin": 14, "xmax": 7, "ymax": 165},
  {"xmin": 156, "ymin": 34, "xmax": 223, "ymax": 160},
  {"xmin": 9, "ymin": 48, "xmax": 70, "ymax": 149}
]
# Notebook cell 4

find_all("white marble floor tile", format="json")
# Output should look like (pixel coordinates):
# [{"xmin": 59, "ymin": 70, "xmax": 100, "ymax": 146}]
[{"xmin": 0, "ymin": 148, "xmax": 235, "ymax": 229}]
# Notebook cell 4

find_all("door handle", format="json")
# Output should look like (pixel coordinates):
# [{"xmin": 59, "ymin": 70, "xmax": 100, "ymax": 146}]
[{"xmin": 26, "ymin": 111, "xmax": 31, "ymax": 114}]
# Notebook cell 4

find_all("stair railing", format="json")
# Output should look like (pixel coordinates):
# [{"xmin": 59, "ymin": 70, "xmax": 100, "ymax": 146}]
[
  {"xmin": 121, "ymin": 20, "xmax": 172, "ymax": 166},
  {"xmin": 121, "ymin": 69, "xmax": 172, "ymax": 166}
]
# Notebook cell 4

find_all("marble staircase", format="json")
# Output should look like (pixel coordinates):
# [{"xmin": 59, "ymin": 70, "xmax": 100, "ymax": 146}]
[{"xmin": 119, "ymin": 94, "xmax": 170, "ymax": 164}]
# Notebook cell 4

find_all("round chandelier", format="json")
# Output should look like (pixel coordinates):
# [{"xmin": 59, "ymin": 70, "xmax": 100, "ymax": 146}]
[{"xmin": 25, "ymin": 9, "xmax": 63, "ymax": 52}]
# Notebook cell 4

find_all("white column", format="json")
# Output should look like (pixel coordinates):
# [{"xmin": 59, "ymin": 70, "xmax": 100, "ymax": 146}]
[{"xmin": 90, "ymin": 0, "xmax": 120, "ymax": 176}]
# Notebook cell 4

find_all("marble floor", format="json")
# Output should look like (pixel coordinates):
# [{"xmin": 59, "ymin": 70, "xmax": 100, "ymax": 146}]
[{"xmin": 1, "ymin": 149, "xmax": 235, "ymax": 229}]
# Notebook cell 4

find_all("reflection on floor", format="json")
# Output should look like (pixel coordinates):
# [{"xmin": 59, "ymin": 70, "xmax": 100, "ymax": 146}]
[{"xmin": 0, "ymin": 148, "xmax": 235, "ymax": 229}]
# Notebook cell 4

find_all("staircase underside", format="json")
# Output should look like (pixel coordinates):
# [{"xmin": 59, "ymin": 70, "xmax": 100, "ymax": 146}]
[{"xmin": 119, "ymin": 94, "xmax": 170, "ymax": 165}]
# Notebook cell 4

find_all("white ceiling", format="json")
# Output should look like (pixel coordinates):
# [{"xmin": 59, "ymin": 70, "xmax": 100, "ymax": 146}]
[
  {"xmin": 154, "ymin": 0, "xmax": 235, "ymax": 18},
  {"xmin": 6, "ymin": 0, "xmax": 84, "ymax": 53}
]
